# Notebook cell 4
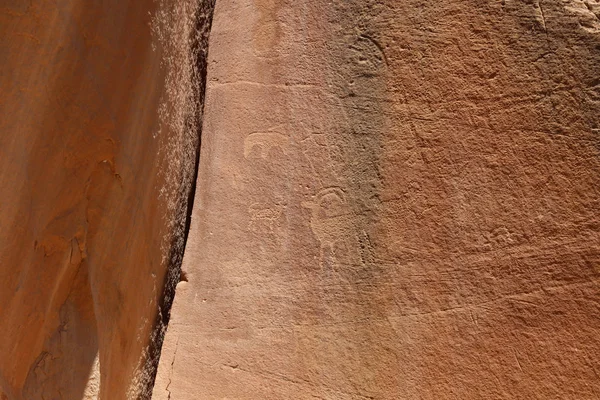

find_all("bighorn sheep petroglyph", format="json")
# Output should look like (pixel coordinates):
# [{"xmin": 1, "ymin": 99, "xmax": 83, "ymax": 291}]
[{"xmin": 302, "ymin": 187, "xmax": 359, "ymax": 268}]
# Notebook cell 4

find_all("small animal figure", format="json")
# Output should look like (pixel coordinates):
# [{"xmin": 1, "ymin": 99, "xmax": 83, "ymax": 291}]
[
  {"xmin": 248, "ymin": 203, "xmax": 285, "ymax": 232},
  {"xmin": 243, "ymin": 132, "xmax": 290, "ymax": 159}
]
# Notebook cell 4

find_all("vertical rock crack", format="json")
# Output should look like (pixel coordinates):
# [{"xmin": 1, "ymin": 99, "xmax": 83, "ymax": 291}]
[{"xmin": 139, "ymin": 1, "xmax": 217, "ymax": 398}]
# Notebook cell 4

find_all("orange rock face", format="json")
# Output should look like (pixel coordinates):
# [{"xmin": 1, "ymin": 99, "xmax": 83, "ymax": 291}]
[
  {"xmin": 153, "ymin": 0, "xmax": 600, "ymax": 399},
  {"xmin": 2, "ymin": 0, "xmax": 600, "ymax": 399},
  {"xmin": 0, "ymin": 0, "xmax": 204, "ymax": 399}
]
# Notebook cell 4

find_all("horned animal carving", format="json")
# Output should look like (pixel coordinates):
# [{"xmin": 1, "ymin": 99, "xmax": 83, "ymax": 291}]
[{"xmin": 302, "ymin": 187, "xmax": 359, "ymax": 268}]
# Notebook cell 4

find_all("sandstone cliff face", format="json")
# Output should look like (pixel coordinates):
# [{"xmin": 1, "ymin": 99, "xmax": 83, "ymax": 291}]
[
  {"xmin": 1, "ymin": 0, "xmax": 600, "ymax": 399},
  {"xmin": 154, "ymin": 0, "xmax": 600, "ymax": 399},
  {"xmin": 0, "ymin": 1, "xmax": 205, "ymax": 399}
]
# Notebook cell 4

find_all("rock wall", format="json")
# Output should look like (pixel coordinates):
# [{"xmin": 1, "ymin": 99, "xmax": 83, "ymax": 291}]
[
  {"xmin": 0, "ymin": 0, "xmax": 206, "ymax": 398},
  {"xmin": 153, "ymin": 0, "xmax": 600, "ymax": 399},
  {"xmin": 1, "ymin": 0, "xmax": 599, "ymax": 399}
]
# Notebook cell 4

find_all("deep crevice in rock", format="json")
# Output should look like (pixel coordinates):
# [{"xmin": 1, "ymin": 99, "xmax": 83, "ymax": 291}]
[{"xmin": 139, "ymin": 1, "xmax": 217, "ymax": 398}]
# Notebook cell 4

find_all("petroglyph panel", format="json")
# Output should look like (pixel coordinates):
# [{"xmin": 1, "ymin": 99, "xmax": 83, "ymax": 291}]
[
  {"xmin": 231, "ymin": 85, "xmax": 351, "ymax": 188},
  {"xmin": 155, "ymin": 0, "xmax": 600, "ymax": 399}
]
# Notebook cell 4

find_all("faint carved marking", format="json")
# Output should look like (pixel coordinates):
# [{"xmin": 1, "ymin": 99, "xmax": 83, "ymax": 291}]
[
  {"xmin": 248, "ymin": 203, "xmax": 285, "ymax": 232},
  {"xmin": 300, "ymin": 136, "xmax": 345, "ymax": 186},
  {"xmin": 244, "ymin": 132, "xmax": 290, "ymax": 159},
  {"xmin": 349, "ymin": 34, "xmax": 388, "ymax": 76},
  {"xmin": 513, "ymin": 348, "xmax": 524, "ymax": 373},
  {"xmin": 252, "ymin": 0, "xmax": 282, "ymax": 57},
  {"xmin": 480, "ymin": 227, "xmax": 525, "ymax": 251},
  {"xmin": 302, "ymin": 188, "xmax": 359, "ymax": 268},
  {"xmin": 534, "ymin": 0, "xmax": 548, "ymax": 35}
]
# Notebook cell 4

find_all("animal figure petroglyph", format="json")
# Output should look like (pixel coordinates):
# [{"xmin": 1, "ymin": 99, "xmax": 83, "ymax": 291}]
[
  {"xmin": 302, "ymin": 187, "xmax": 359, "ymax": 268},
  {"xmin": 248, "ymin": 203, "xmax": 285, "ymax": 232},
  {"xmin": 243, "ymin": 132, "xmax": 290, "ymax": 159}
]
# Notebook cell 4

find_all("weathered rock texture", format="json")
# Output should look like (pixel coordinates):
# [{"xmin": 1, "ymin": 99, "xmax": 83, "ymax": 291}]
[
  {"xmin": 1, "ymin": 0, "xmax": 600, "ymax": 399},
  {"xmin": 154, "ymin": 0, "xmax": 600, "ymax": 399},
  {"xmin": 0, "ymin": 0, "xmax": 207, "ymax": 399}
]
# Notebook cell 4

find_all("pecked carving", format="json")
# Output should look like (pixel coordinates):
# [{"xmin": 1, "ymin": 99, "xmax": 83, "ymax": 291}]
[
  {"xmin": 243, "ymin": 131, "xmax": 290, "ymax": 159},
  {"xmin": 248, "ymin": 202, "xmax": 285, "ymax": 232},
  {"xmin": 302, "ymin": 187, "xmax": 362, "ymax": 268},
  {"xmin": 348, "ymin": 34, "xmax": 388, "ymax": 77}
]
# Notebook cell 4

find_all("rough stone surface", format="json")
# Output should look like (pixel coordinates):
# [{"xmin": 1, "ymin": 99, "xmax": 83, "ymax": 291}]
[
  {"xmin": 0, "ymin": 1, "xmax": 202, "ymax": 399},
  {"xmin": 154, "ymin": 0, "xmax": 600, "ymax": 399},
  {"xmin": 1, "ymin": 0, "xmax": 599, "ymax": 399}
]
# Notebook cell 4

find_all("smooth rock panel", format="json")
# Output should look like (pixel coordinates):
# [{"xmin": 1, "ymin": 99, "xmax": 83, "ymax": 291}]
[{"xmin": 0, "ymin": 1, "xmax": 199, "ymax": 398}]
